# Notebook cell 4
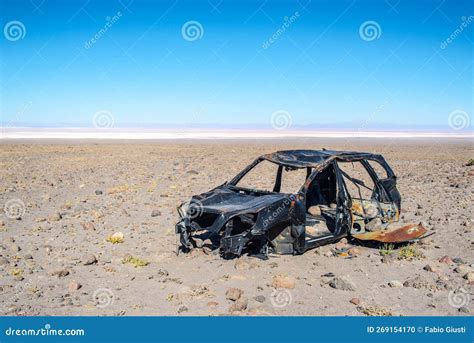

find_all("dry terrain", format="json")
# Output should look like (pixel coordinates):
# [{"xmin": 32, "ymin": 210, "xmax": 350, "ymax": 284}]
[{"xmin": 0, "ymin": 138, "xmax": 473, "ymax": 316}]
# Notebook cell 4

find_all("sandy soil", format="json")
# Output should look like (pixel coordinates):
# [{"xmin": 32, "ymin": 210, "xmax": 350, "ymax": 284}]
[{"xmin": 0, "ymin": 138, "xmax": 473, "ymax": 316}]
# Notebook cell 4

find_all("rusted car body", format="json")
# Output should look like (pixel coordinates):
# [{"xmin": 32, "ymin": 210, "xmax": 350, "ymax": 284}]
[{"xmin": 176, "ymin": 150, "xmax": 426, "ymax": 258}]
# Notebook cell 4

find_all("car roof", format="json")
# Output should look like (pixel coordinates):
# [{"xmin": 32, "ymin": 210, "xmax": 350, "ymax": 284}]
[{"xmin": 260, "ymin": 149, "xmax": 383, "ymax": 168}]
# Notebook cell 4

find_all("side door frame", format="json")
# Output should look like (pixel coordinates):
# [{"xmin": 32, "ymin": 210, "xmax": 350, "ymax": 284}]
[{"xmin": 295, "ymin": 160, "xmax": 351, "ymax": 252}]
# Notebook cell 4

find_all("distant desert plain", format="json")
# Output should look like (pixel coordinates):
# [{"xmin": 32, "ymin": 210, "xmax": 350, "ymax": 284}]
[{"xmin": 0, "ymin": 138, "xmax": 473, "ymax": 316}]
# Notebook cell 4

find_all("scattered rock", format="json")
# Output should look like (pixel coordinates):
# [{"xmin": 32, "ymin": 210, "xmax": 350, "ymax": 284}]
[
  {"xmin": 453, "ymin": 257, "xmax": 466, "ymax": 264},
  {"xmin": 272, "ymin": 275, "xmax": 295, "ymax": 289},
  {"xmin": 439, "ymin": 255, "xmax": 453, "ymax": 264},
  {"xmin": 186, "ymin": 170, "xmax": 199, "ymax": 175},
  {"xmin": 329, "ymin": 276, "xmax": 356, "ymax": 291},
  {"xmin": 307, "ymin": 206, "xmax": 321, "ymax": 216},
  {"xmin": 48, "ymin": 213, "xmax": 62, "ymax": 222},
  {"xmin": 358, "ymin": 306, "xmax": 393, "ymax": 316},
  {"xmin": 151, "ymin": 210, "xmax": 162, "ymax": 217},
  {"xmin": 324, "ymin": 250, "xmax": 334, "ymax": 257},
  {"xmin": 382, "ymin": 253, "xmax": 398, "ymax": 264},
  {"xmin": 321, "ymin": 272, "xmax": 335, "ymax": 278},
  {"xmin": 335, "ymin": 241, "xmax": 348, "ymax": 250},
  {"xmin": 225, "ymin": 288, "xmax": 243, "ymax": 301},
  {"xmin": 207, "ymin": 301, "xmax": 219, "ymax": 307},
  {"xmin": 157, "ymin": 269, "xmax": 169, "ymax": 277},
  {"xmin": 350, "ymin": 298, "xmax": 360, "ymax": 305},
  {"xmin": 423, "ymin": 264, "xmax": 438, "ymax": 273},
  {"xmin": 463, "ymin": 272, "xmax": 474, "ymax": 282},
  {"xmin": 459, "ymin": 306, "xmax": 470, "ymax": 313},
  {"xmin": 24, "ymin": 254, "xmax": 33, "ymax": 260},
  {"xmin": 68, "ymin": 282, "xmax": 81, "ymax": 292},
  {"xmin": 51, "ymin": 269, "xmax": 69, "ymax": 277},
  {"xmin": 95, "ymin": 190, "xmax": 103, "ymax": 195},
  {"xmin": 366, "ymin": 218, "xmax": 382, "ymax": 232},
  {"xmin": 388, "ymin": 280, "xmax": 403, "ymax": 288},
  {"xmin": 454, "ymin": 265, "xmax": 468, "ymax": 274},
  {"xmin": 82, "ymin": 254, "xmax": 97, "ymax": 265},
  {"xmin": 254, "ymin": 295, "xmax": 265, "ymax": 303},
  {"xmin": 403, "ymin": 276, "xmax": 439, "ymax": 291},
  {"xmin": 81, "ymin": 222, "xmax": 95, "ymax": 231},
  {"xmin": 228, "ymin": 297, "xmax": 248, "ymax": 312},
  {"xmin": 348, "ymin": 247, "xmax": 361, "ymax": 257},
  {"xmin": 177, "ymin": 305, "xmax": 188, "ymax": 313}
]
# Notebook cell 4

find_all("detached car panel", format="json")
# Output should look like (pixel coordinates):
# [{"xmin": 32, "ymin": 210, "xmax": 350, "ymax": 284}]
[{"xmin": 176, "ymin": 149, "xmax": 425, "ymax": 258}]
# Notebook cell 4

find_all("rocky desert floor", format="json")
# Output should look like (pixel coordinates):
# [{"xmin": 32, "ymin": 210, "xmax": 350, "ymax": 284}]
[{"xmin": 0, "ymin": 138, "xmax": 473, "ymax": 316}]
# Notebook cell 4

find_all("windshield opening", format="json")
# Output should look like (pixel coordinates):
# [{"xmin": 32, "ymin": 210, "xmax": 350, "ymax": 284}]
[{"xmin": 234, "ymin": 160, "xmax": 306, "ymax": 193}]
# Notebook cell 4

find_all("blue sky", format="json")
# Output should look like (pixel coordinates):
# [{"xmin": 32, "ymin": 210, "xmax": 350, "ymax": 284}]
[{"xmin": 0, "ymin": 0, "xmax": 472, "ymax": 130}]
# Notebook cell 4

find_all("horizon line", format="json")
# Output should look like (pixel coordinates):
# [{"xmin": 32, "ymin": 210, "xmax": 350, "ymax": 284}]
[{"xmin": 1, "ymin": 128, "xmax": 472, "ymax": 139}]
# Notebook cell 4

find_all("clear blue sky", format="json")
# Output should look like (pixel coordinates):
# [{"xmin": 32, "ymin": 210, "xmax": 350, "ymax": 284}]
[{"xmin": 0, "ymin": 0, "xmax": 472, "ymax": 130}]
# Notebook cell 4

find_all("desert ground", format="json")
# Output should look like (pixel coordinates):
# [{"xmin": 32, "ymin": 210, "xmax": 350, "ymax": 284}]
[{"xmin": 0, "ymin": 138, "xmax": 473, "ymax": 316}]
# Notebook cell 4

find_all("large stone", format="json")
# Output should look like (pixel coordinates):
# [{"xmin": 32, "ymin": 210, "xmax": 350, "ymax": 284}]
[
  {"xmin": 68, "ymin": 282, "xmax": 82, "ymax": 292},
  {"xmin": 307, "ymin": 206, "xmax": 321, "ymax": 216},
  {"xmin": 151, "ymin": 210, "xmax": 162, "ymax": 217},
  {"xmin": 82, "ymin": 254, "xmax": 97, "ymax": 265},
  {"xmin": 51, "ymin": 269, "xmax": 69, "ymax": 277},
  {"xmin": 388, "ymin": 280, "xmax": 403, "ymax": 288},
  {"xmin": 228, "ymin": 297, "xmax": 248, "ymax": 312},
  {"xmin": 329, "ymin": 276, "xmax": 356, "ymax": 291},
  {"xmin": 366, "ymin": 218, "xmax": 382, "ymax": 232},
  {"xmin": 225, "ymin": 288, "xmax": 243, "ymax": 301},
  {"xmin": 463, "ymin": 272, "xmax": 474, "ymax": 282},
  {"xmin": 439, "ymin": 255, "xmax": 453, "ymax": 264}
]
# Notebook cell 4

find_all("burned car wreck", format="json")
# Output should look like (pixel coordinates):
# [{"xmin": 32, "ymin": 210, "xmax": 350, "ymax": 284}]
[{"xmin": 176, "ymin": 149, "xmax": 427, "ymax": 258}]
